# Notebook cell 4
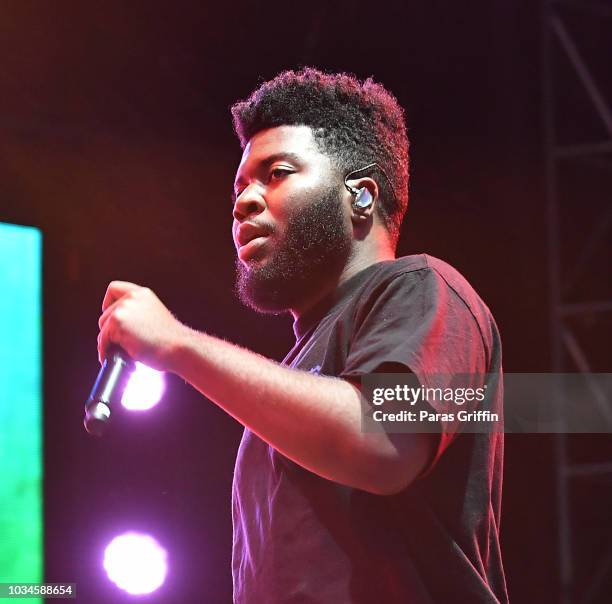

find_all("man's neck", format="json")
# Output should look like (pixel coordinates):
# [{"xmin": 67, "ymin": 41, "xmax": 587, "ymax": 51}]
[{"xmin": 290, "ymin": 246, "xmax": 396, "ymax": 321}]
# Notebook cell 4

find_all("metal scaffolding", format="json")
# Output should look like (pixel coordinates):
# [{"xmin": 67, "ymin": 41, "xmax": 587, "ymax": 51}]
[{"xmin": 542, "ymin": 1, "xmax": 612, "ymax": 602}]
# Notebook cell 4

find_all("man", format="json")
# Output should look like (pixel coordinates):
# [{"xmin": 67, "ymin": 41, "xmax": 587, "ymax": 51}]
[{"xmin": 97, "ymin": 68, "xmax": 508, "ymax": 603}]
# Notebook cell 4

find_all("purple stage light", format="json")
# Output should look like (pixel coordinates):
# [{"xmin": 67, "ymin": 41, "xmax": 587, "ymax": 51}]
[
  {"xmin": 121, "ymin": 362, "xmax": 165, "ymax": 411},
  {"xmin": 103, "ymin": 532, "xmax": 168, "ymax": 595}
]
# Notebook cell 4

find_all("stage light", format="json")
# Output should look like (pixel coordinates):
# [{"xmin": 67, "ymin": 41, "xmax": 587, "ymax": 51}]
[
  {"xmin": 103, "ymin": 532, "xmax": 168, "ymax": 595},
  {"xmin": 121, "ymin": 362, "xmax": 165, "ymax": 411}
]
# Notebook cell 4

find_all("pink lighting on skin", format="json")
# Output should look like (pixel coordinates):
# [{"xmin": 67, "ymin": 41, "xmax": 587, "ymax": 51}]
[
  {"xmin": 121, "ymin": 362, "xmax": 165, "ymax": 411},
  {"xmin": 103, "ymin": 532, "xmax": 168, "ymax": 595}
]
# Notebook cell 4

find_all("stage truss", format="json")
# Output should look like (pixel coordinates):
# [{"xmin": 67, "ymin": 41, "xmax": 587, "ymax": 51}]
[{"xmin": 542, "ymin": 1, "xmax": 612, "ymax": 603}]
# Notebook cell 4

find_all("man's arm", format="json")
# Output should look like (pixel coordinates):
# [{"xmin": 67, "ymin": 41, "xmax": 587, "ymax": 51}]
[{"xmin": 98, "ymin": 281, "xmax": 435, "ymax": 496}]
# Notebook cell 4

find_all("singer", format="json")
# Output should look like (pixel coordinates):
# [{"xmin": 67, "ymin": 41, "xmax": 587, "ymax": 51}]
[{"xmin": 97, "ymin": 68, "xmax": 508, "ymax": 603}]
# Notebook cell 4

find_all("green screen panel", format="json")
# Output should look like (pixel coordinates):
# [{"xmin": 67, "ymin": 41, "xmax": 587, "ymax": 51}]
[{"xmin": 0, "ymin": 223, "xmax": 43, "ymax": 603}]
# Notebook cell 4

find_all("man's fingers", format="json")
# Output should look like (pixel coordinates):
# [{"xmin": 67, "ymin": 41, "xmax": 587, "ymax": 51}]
[
  {"xmin": 102, "ymin": 281, "xmax": 141, "ymax": 312},
  {"xmin": 98, "ymin": 298, "xmax": 121, "ymax": 330}
]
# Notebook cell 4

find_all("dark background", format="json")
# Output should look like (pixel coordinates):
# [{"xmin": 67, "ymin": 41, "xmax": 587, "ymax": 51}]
[{"xmin": 1, "ymin": 1, "xmax": 610, "ymax": 602}]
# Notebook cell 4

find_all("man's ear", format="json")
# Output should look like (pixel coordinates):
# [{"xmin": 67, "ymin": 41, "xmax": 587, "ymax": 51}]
[{"xmin": 345, "ymin": 177, "xmax": 379, "ymax": 222}]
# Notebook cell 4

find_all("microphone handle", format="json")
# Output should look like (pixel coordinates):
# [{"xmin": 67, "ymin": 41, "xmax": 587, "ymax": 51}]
[{"xmin": 84, "ymin": 345, "xmax": 135, "ymax": 436}]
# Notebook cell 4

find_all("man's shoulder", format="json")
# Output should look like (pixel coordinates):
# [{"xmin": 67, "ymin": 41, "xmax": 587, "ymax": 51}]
[
  {"xmin": 385, "ymin": 254, "xmax": 493, "ymax": 314},
  {"xmin": 366, "ymin": 253, "xmax": 473, "ymax": 284},
  {"xmin": 364, "ymin": 254, "xmax": 480, "ymax": 300},
  {"xmin": 363, "ymin": 254, "xmax": 500, "ymax": 357}
]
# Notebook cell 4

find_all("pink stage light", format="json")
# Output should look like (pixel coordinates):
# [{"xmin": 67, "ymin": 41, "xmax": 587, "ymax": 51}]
[
  {"xmin": 121, "ymin": 362, "xmax": 165, "ymax": 411},
  {"xmin": 103, "ymin": 532, "xmax": 168, "ymax": 595}
]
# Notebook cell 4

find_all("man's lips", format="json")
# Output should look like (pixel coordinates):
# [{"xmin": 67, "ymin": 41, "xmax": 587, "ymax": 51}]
[
  {"xmin": 236, "ymin": 222, "xmax": 272, "ymax": 248},
  {"xmin": 236, "ymin": 222, "xmax": 273, "ymax": 261},
  {"xmin": 237, "ymin": 235, "xmax": 269, "ymax": 261}
]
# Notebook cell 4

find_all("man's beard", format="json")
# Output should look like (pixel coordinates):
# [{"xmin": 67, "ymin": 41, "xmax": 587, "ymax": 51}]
[{"xmin": 235, "ymin": 185, "xmax": 352, "ymax": 314}]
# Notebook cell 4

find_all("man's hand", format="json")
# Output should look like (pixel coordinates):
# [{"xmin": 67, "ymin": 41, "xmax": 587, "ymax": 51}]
[{"xmin": 97, "ymin": 281, "xmax": 189, "ymax": 371}]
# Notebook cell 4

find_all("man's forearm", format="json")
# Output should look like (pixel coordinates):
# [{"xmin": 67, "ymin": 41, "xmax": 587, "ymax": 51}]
[
  {"xmin": 167, "ymin": 327, "xmax": 422, "ymax": 495},
  {"xmin": 96, "ymin": 282, "xmax": 432, "ymax": 494}
]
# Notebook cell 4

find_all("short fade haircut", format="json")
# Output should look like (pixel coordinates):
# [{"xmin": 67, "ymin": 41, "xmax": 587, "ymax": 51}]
[{"xmin": 231, "ymin": 67, "xmax": 409, "ymax": 245}]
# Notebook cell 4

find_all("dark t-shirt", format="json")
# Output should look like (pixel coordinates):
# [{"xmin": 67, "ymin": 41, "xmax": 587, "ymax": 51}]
[{"xmin": 232, "ymin": 255, "xmax": 508, "ymax": 603}]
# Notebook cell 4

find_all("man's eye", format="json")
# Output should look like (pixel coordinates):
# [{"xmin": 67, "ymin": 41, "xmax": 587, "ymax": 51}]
[{"xmin": 269, "ymin": 168, "xmax": 292, "ymax": 182}]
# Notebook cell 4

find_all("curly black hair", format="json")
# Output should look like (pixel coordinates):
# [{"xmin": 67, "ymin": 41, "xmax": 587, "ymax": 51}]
[{"xmin": 231, "ymin": 67, "xmax": 409, "ymax": 245}]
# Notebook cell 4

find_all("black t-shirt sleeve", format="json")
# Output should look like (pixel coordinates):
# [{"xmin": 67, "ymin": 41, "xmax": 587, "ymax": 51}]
[{"xmin": 339, "ymin": 268, "xmax": 489, "ymax": 465}]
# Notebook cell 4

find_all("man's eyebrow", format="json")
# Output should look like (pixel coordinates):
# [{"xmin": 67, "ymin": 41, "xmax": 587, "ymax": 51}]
[
  {"xmin": 233, "ymin": 152, "xmax": 303, "ymax": 191},
  {"xmin": 259, "ymin": 152, "xmax": 302, "ymax": 167}
]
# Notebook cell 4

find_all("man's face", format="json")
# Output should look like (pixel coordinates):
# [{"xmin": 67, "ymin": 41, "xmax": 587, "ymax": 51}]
[{"xmin": 232, "ymin": 125, "xmax": 352, "ymax": 314}]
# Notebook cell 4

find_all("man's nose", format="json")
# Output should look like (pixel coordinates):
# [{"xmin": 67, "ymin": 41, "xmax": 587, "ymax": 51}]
[{"xmin": 233, "ymin": 185, "xmax": 266, "ymax": 222}]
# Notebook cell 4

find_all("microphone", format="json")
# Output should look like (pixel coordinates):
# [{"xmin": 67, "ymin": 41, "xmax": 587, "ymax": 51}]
[{"xmin": 84, "ymin": 345, "xmax": 135, "ymax": 436}]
